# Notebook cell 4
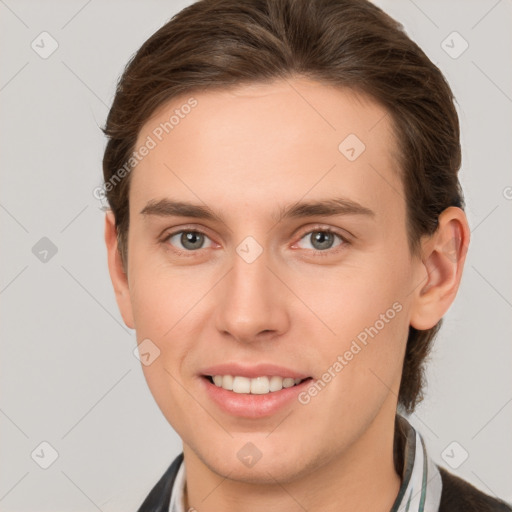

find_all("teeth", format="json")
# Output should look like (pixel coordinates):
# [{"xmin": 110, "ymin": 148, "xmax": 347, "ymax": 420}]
[
  {"xmin": 210, "ymin": 375, "xmax": 305, "ymax": 394},
  {"xmin": 222, "ymin": 374, "xmax": 234, "ymax": 391},
  {"xmin": 269, "ymin": 375, "xmax": 283, "ymax": 392},
  {"xmin": 232, "ymin": 376, "xmax": 251, "ymax": 393},
  {"xmin": 282, "ymin": 377, "xmax": 295, "ymax": 388},
  {"xmin": 250, "ymin": 376, "xmax": 269, "ymax": 394}
]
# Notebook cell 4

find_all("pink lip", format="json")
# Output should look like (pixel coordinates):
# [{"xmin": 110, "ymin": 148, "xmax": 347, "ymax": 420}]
[
  {"xmin": 200, "ymin": 375, "xmax": 312, "ymax": 418},
  {"xmin": 200, "ymin": 362, "xmax": 310, "ymax": 380}
]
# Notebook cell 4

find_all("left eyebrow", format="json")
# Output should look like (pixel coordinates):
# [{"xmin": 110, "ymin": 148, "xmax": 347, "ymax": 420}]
[
  {"xmin": 275, "ymin": 197, "xmax": 376, "ymax": 223},
  {"xmin": 139, "ymin": 196, "xmax": 376, "ymax": 223}
]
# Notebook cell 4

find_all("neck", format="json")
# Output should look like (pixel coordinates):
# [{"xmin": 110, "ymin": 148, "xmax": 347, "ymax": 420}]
[{"xmin": 182, "ymin": 406, "xmax": 402, "ymax": 512}]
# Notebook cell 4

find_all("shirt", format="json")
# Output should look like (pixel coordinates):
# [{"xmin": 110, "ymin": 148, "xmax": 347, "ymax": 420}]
[{"xmin": 169, "ymin": 413, "xmax": 443, "ymax": 512}]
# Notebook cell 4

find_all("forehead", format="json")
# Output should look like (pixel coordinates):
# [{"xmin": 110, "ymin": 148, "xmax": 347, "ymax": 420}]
[{"xmin": 130, "ymin": 78, "xmax": 403, "ymax": 223}]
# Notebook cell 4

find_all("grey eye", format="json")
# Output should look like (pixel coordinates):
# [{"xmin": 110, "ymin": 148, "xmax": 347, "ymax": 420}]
[
  {"xmin": 311, "ymin": 231, "xmax": 335, "ymax": 250},
  {"xmin": 168, "ymin": 231, "xmax": 212, "ymax": 251},
  {"xmin": 296, "ymin": 230, "xmax": 343, "ymax": 251}
]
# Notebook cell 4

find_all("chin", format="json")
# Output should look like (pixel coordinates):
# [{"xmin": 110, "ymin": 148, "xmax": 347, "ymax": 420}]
[{"xmin": 190, "ymin": 436, "xmax": 322, "ymax": 485}]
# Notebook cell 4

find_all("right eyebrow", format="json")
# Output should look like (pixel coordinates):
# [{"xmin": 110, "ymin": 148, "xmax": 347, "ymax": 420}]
[{"xmin": 140, "ymin": 199, "xmax": 224, "ymax": 223}]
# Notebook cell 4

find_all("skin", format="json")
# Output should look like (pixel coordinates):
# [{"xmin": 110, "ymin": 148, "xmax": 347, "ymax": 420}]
[{"xmin": 105, "ymin": 77, "xmax": 470, "ymax": 512}]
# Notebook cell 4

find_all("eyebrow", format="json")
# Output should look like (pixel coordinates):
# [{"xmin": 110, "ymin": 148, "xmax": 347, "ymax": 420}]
[{"xmin": 139, "ymin": 197, "xmax": 376, "ymax": 223}]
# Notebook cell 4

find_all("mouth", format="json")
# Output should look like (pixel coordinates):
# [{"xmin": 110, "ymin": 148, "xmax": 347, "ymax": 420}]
[
  {"xmin": 201, "ymin": 373, "xmax": 314, "ymax": 418},
  {"xmin": 203, "ymin": 374, "xmax": 313, "ymax": 395},
  {"xmin": 198, "ymin": 363, "xmax": 314, "ymax": 417}
]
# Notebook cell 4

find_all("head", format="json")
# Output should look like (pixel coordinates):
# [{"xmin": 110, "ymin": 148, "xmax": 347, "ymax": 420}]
[{"xmin": 103, "ymin": 0, "xmax": 469, "ymax": 483}]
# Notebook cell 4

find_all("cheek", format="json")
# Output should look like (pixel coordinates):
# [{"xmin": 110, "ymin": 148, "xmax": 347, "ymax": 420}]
[
  {"xmin": 131, "ymin": 274, "xmax": 198, "ymax": 423},
  {"xmin": 299, "ymin": 257, "xmax": 410, "ymax": 397},
  {"xmin": 294, "ymin": 257, "xmax": 408, "ymax": 343},
  {"xmin": 129, "ymin": 269, "xmax": 190, "ymax": 394},
  {"xmin": 128, "ymin": 257, "xmax": 205, "ymax": 336}
]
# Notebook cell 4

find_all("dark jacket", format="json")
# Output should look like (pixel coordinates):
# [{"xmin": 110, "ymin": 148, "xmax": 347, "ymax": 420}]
[
  {"xmin": 137, "ymin": 453, "xmax": 512, "ymax": 512},
  {"xmin": 437, "ymin": 466, "xmax": 511, "ymax": 511}
]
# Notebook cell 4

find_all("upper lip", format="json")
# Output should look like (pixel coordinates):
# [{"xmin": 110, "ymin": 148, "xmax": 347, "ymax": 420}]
[{"xmin": 200, "ymin": 363, "xmax": 310, "ymax": 380}]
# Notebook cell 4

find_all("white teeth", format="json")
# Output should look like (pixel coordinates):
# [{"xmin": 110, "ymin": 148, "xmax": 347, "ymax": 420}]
[
  {"xmin": 210, "ymin": 375, "xmax": 305, "ymax": 394},
  {"xmin": 221, "ymin": 374, "xmax": 234, "ymax": 391},
  {"xmin": 282, "ymin": 377, "xmax": 295, "ymax": 388},
  {"xmin": 250, "ymin": 376, "xmax": 270, "ymax": 394},
  {"xmin": 269, "ymin": 375, "xmax": 283, "ymax": 392},
  {"xmin": 232, "ymin": 376, "xmax": 251, "ymax": 394}
]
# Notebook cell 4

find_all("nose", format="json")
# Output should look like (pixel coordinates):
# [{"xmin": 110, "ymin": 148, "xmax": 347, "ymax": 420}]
[{"xmin": 214, "ymin": 247, "xmax": 290, "ymax": 345}]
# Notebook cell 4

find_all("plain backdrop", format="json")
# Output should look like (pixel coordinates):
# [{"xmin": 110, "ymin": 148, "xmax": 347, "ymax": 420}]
[{"xmin": 1, "ymin": 0, "xmax": 511, "ymax": 510}]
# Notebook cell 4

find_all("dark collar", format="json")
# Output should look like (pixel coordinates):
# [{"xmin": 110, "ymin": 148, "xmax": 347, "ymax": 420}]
[{"xmin": 136, "ymin": 452, "xmax": 183, "ymax": 512}]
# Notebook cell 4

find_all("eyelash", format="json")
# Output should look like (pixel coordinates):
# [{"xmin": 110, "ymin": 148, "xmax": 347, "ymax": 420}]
[{"xmin": 160, "ymin": 225, "xmax": 350, "ymax": 258}]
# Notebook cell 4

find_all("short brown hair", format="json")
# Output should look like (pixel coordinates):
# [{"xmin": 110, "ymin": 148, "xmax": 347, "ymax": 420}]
[{"xmin": 102, "ymin": 0, "xmax": 465, "ymax": 414}]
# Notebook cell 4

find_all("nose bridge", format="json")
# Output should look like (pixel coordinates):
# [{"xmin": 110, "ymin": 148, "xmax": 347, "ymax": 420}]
[
  {"xmin": 215, "ymin": 239, "xmax": 288, "ymax": 341},
  {"xmin": 232, "ymin": 245, "xmax": 269, "ymax": 300}
]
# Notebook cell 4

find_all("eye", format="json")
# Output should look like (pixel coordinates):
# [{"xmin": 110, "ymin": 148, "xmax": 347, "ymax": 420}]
[
  {"xmin": 163, "ymin": 230, "xmax": 215, "ymax": 253},
  {"xmin": 294, "ymin": 228, "xmax": 348, "ymax": 253}
]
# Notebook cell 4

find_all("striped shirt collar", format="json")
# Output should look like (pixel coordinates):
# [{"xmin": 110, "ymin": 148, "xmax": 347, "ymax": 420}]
[{"xmin": 169, "ymin": 414, "xmax": 442, "ymax": 512}]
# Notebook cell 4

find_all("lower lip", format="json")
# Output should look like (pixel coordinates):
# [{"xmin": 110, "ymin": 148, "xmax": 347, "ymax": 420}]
[{"xmin": 201, "ymin": 376, "xmax": 313, "ymax": 418}]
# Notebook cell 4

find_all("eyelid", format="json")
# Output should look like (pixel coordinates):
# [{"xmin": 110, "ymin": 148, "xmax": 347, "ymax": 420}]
[{"xmin": 160, "ymin": 223, "xmax": 215, "ymax": 241}]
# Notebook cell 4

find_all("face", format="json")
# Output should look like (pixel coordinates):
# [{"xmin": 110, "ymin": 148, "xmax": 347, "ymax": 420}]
[{"xmin": 108, "ymin": 77, "xmax": 433, "ymax": 483}]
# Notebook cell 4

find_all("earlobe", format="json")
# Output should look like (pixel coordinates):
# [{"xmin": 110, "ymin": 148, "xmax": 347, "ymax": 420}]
[
  {"xmin": 104, "ymin": 210, "xmax": 135, "ymax": 329},
  {"xmin": 409, "ymin": 207, "xmax": 470, "ymax": 331}
]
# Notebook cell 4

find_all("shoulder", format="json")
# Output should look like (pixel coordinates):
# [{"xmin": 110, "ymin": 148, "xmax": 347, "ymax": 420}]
[{"xmin": 438, "ymin": 465, "xmax": 512, "ymax": 512}]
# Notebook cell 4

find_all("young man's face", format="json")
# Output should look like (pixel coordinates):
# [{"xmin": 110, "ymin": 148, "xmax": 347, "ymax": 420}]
[{"xmin": 107, "ymin": 78, "xmax": 434, "ymax": 483}]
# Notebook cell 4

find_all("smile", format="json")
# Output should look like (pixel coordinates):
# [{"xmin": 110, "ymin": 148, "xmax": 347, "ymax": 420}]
[{"xmin": 206, "ymin": 375, "xmax": 310, "ymax": 394}]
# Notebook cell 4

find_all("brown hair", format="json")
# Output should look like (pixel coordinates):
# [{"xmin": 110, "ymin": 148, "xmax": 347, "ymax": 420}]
[{"xmin": 102, "ymin": 0, "xmax": 465, "ymax": 414}]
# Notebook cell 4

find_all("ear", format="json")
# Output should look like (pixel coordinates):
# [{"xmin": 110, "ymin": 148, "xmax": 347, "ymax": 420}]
[
  {"xmin": 104, "ymin": 210, "xmax": 135, "ymax": 329},
  {"xmin": 409, "ymin": 206, "xmax": 470, "ymax": 330}
]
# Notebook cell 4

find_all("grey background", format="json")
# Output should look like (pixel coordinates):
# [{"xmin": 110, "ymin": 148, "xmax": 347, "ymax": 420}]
[{"xmin": 1, "ymin": 0, "xmax": 511, "ymax": 510}]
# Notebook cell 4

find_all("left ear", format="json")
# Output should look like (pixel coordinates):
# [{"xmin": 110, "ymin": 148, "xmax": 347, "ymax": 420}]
[{"xmin": 409, "ymin": 206, "xmax": 470, "ymax": 330}]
